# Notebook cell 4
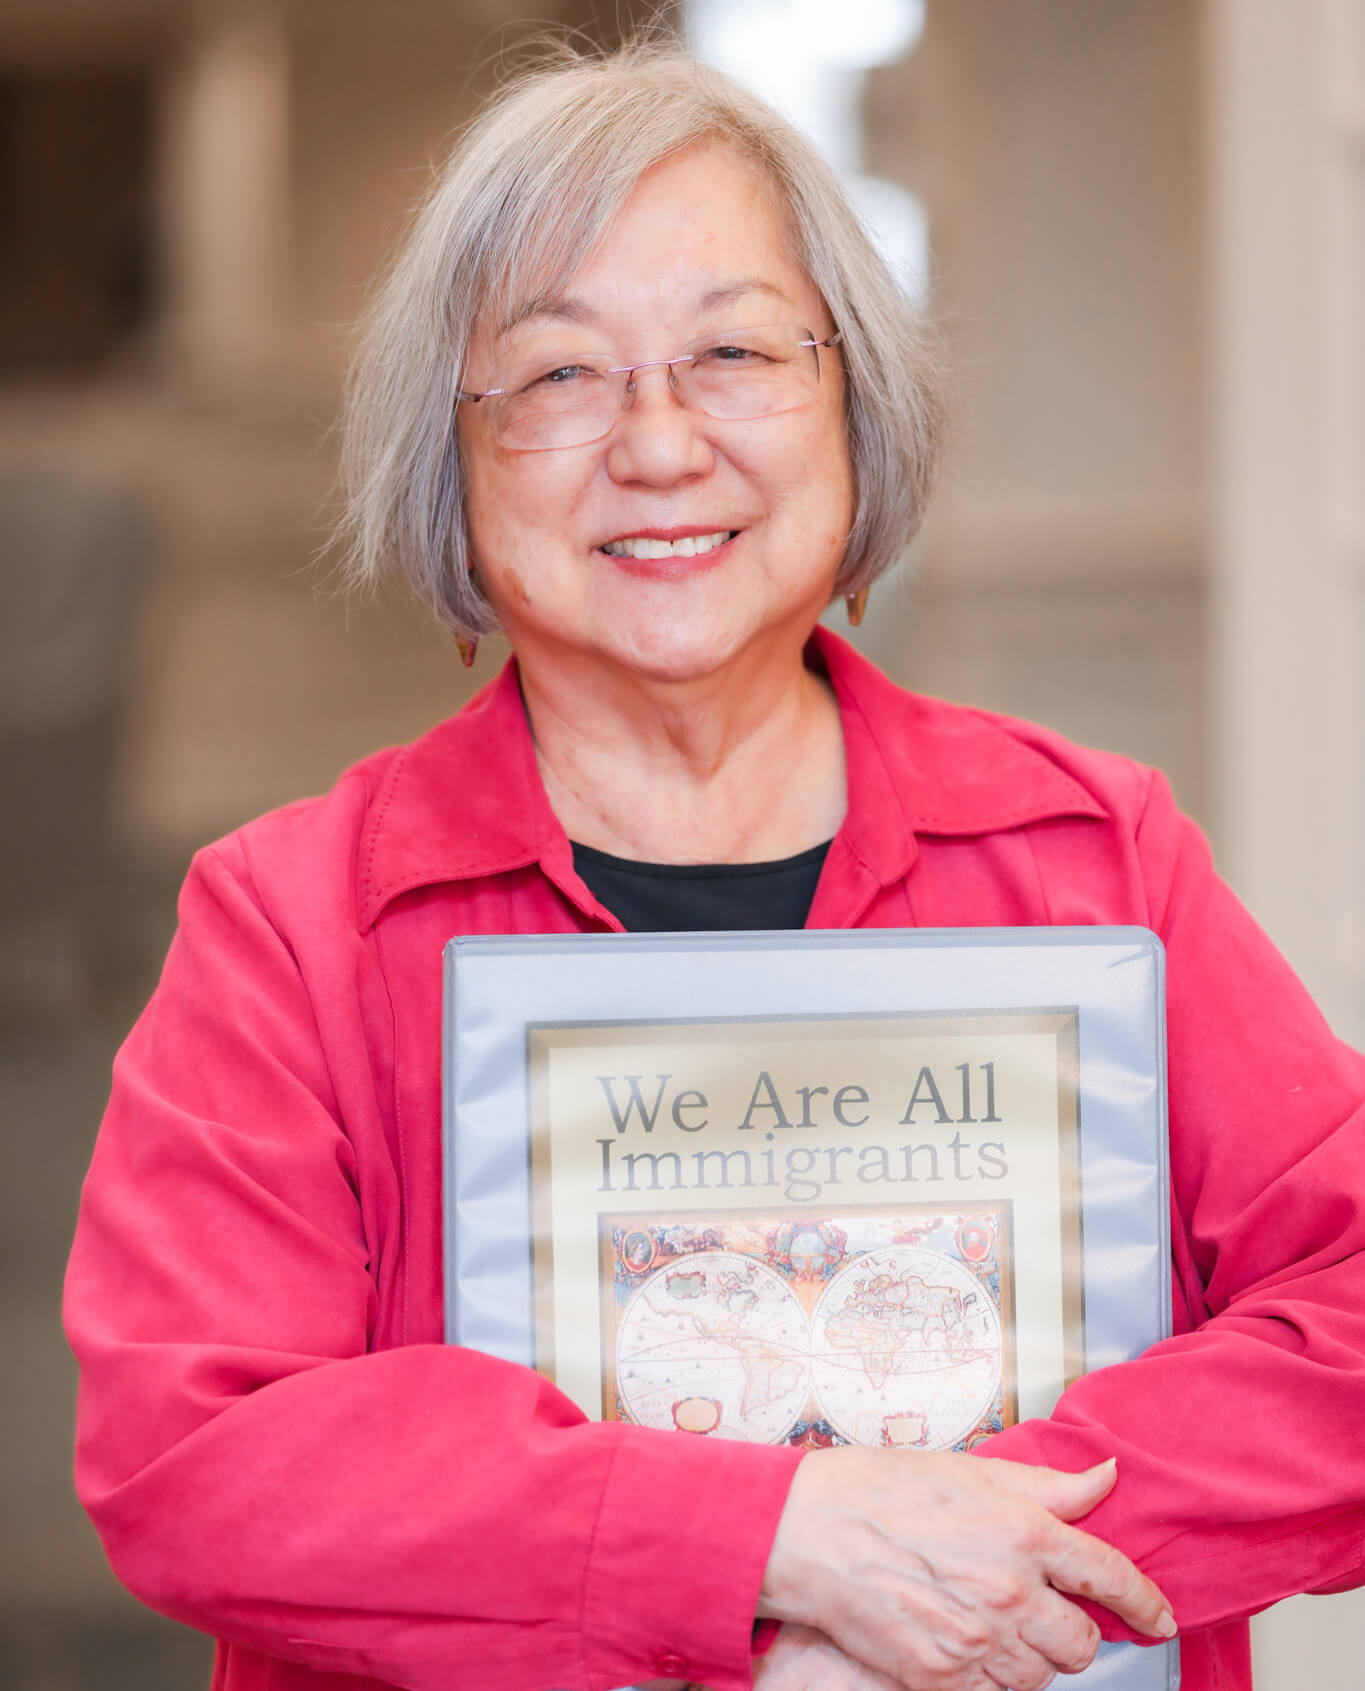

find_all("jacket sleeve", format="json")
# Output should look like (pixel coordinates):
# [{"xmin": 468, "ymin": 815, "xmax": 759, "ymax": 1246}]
[
  {"xmin": 63, "ymin": 842, "xmax": 802, "ymax": 1691},
  {"xmin": 978, "ymin": 771, "xmax": 1365, "ymax": 1636}
]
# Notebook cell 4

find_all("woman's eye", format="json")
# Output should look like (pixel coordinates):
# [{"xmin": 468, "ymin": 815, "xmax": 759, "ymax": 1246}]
[
  {"xmin": 694, "ymin": 342, "xmax": 774, "ymax": 371},
  {"xmin": 513, "ymin": 362, "xmax": 601, "ymax": 395}
]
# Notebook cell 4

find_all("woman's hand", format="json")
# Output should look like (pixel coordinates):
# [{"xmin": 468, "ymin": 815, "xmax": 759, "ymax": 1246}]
[{"xmin": 758, "ymin": 1448, "xmax": 1176, "ymax": 1691}]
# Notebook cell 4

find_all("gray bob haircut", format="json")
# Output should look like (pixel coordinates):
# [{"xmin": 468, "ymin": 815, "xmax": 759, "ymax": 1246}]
[{"xmin": 338, "ymin": 40, "xmax": 948, "ymax": 638}]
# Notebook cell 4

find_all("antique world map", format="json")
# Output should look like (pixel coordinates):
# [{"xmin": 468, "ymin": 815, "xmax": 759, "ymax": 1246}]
[{"xmin": 602, "ymin": 1207, "xmax": 1013, "ymax": 1450}]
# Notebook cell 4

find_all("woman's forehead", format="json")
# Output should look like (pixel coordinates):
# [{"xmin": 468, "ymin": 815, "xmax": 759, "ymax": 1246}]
[
  {"xmin": 498, "ymin": 277, "xmax": 796, "ymax": 344},
  {"xmin": 481, "ymin": 151, "xmax": 815, "ymax": 353}
]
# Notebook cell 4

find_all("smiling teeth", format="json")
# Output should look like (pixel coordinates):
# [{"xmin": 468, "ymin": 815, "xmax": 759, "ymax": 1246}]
[{"xmin": 602, "ymin": 531, "xmax": 734, "ymax": 559}]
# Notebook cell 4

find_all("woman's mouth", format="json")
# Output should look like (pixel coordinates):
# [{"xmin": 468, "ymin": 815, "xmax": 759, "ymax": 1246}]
[{"xmin": 599, "ymin": 529, "xmax": 738, "ymax": 560}]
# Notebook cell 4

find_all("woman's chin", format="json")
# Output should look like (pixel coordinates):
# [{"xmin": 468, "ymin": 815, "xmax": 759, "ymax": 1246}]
[
  {"xmin": 600, "ymin": 614, "xmax": 775, "ymax": 685},
  {"xmin": 510, "ymin": 585, "xmax": 827, "ymax": 687}
]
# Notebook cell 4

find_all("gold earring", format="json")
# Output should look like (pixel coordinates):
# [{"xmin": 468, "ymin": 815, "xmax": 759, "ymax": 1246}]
[
  {"xmin": 454, "ymin": 633, "xmax": 478, "ymax": 668},
  {"xmin": 846, "ymin": 588, "xmax": 869, "ymax": 627}
]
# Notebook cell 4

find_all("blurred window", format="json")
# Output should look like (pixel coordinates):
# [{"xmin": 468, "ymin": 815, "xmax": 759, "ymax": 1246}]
[{"xmin": 686, "ymin": 0, "xmax": 930, "ymax": 303}]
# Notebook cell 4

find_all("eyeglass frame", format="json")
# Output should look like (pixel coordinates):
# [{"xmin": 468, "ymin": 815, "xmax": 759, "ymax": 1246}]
[{"xmin": 455, "ymin": 325, "xmax": 844, "ymax": 450}]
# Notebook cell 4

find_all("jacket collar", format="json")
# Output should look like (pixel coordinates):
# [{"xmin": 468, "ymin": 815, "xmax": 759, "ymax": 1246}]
[{"xmin": 356, "ymin": 626, "xmax": 1106, "ymax": 931}]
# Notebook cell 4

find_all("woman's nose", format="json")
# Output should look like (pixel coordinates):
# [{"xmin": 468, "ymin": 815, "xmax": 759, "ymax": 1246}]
[{"xmin": 604, "ymin": 363, "xmax": 715, "ymax": 486}]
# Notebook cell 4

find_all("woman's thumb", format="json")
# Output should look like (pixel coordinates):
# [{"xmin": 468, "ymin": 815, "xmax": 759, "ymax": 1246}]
[{"xmin": 979, "ymin": 1455, "xmax": 1119, "ymax": 1520}]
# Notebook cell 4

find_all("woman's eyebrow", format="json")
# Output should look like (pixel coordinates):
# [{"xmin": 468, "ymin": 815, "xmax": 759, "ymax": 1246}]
[
  {"xmin": 696, "ymin": 277, "xmax": 790, "ymax": 313},
  {"xmin": 496, "ymin": 295, "xmax": 594, "ymax": 338}
]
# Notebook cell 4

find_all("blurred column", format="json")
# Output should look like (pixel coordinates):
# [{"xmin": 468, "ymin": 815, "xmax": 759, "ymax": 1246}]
[
  {"xmin": 157, "ymin": 0, "xmax": 292, "ymax": 392},
  {"xmin": 1207, "ymin": 0, "xmax": 1365, "ymax": 1048},
  {"xmin": 1209, "ymin": 0, "xmax": 1365, "ymax": 1675}
]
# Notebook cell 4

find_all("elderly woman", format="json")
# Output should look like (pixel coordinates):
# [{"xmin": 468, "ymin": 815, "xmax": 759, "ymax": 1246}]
[{"xmin": 65, "ymin": 41, "xmax": 1365, "ymax": 1691}]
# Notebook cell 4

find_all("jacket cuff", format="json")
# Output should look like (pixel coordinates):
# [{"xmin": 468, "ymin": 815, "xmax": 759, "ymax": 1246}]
[{"xmin": 580, "ymin": 1425, "xmax": 803, "ymax": 1691}]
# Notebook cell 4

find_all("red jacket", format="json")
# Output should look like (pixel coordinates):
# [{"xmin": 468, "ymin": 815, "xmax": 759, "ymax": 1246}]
[{"xmin": 65, "ymin": 629, "xmax": 1365, "ymax": 1691}]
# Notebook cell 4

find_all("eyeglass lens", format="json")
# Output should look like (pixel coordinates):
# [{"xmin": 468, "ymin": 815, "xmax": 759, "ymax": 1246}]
[{"xmin": 491, "ymin": 324, "xmax": 825, "ymax": 451}]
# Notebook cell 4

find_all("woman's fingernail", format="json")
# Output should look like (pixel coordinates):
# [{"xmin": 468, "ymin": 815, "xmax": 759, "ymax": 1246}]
[{"xmin": 1155, "ymin": 1610, "xmax": 1177, "ymax": 1638}]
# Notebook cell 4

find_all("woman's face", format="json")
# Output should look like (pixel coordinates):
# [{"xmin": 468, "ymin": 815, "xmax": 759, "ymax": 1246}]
[{"xmin": 458, "ymin": 145, "xmax": 856, "ymax": 684}]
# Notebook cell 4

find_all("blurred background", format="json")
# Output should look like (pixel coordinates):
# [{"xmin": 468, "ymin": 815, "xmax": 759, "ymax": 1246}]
[{"xmin": 1, "ymin": 0, "xmax": 1361, "ymax": 1685}]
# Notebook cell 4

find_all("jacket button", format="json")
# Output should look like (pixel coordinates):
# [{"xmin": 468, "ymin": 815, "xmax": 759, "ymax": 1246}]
[{"xmin": 655, "ymin": 1651, "xmax": 688, "ymax": 1676}]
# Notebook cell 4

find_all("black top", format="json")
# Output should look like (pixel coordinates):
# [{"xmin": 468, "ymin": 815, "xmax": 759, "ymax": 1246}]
[{"xmin": 571, "ymin": 840, "xmax": 832, "ymax": 933}]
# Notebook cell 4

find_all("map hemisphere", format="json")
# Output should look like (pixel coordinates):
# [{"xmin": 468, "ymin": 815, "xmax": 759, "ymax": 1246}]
[
  {"xmin": 614, "ymin": 1252, "xmax": 811, "ymax": 1443},
  {"xmin": 613, "ymin": 1236, "xmax": 1003, "ymax": 1450},
  {"xmin": 811, "ymin": 1245, "xmax": 1003, "ymax": 1449}
]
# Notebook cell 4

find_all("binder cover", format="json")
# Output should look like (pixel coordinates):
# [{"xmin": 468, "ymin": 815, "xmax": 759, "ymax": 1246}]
[{"xmin": 443, "ymin": 927, "xmax": 1177, "ymax": 1691}]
